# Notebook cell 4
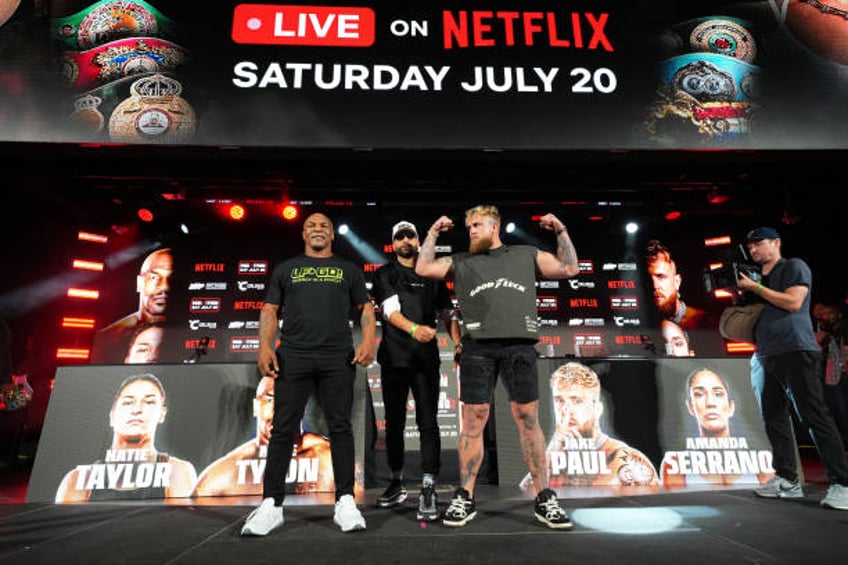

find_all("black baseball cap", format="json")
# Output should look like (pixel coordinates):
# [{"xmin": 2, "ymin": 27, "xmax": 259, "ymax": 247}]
[{"xmin": 746, "ymin": 226, "xmax": 780, "ymax": 242}]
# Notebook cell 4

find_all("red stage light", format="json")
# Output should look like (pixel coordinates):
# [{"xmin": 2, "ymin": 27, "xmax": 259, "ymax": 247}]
[
  {"xmin": 72, "ymin": 259, "xmax": 104, "ymax": 271},
  {"xmin": 78, "ymin": 231, "xmax": 108, "ymax": 243},
  {"xmin": 282, "ymin": 204, "xmax": 299, "ymax": 221},
  {"xmin": 664, "ymin": 211, "xmax": 682, "ymax": 221},
  {"xmin": 137, "ymin": 208, "xmax": 154, "ymax": 222},
  {"xmin": 228, "ymin": 204, "xmax": 246, "ymax": 220}
]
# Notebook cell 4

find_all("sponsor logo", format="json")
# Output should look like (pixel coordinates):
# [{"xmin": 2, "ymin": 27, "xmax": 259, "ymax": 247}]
[
  {"xmin": 194, "ymin": 263, "xmax": 226, "ymax": 273},
  {"xmin": 538, "ymin": 318, "xmax": 559, "ymax": 327},
  {"xmin": 237, "ymin": 280, "xmax": 266, "ymax": 291},
  {"xmin": 602, "ymin": 262, "xmax": 637, "ymax": 271},
  {"xmin": 568, "ymin": 279, "xmax": 595, "ymax": 290},
  {"xmin": 538, "ymin": 280, "xmax": 560, "ymax": 289},
  {"xmin": 538, "ymin": 335, "xmax": 561, "ymax": 345},
  {"xmin": 615, "ymin": 335, "xmax": 643, "ymax": 345},
  {"xmin": 185, "ymin": 338, "xmax": 216, "ymax": 350},
  {"xmin": 613, "ymin": 316, "xmax": 640, "ymax": 327},
  {"xmin": 238, "ymin": 260, "xmax": 269, "ymax": 275},
  {"xmin": 569, "ymin": 318, "xmax": 604, "ymax": 327},
  {"xmin": 569, "ymin": 298, "xmax": 598, "ymax": 308},
  {"xmin": 228, "ymin": 320, "xmax": 261, "ymax": 330},
  {"xmin": 188, "ymin": 320, "xmax": 218, "ymax": 330},
  {"xmin": 189, "ymin": 298, "xmax": 221, "ymax": 313},
  {"xmin": 234, "ymin": 301, "xmax": 264, "ymax": 310},
  {"xmin": 578, "ymin": 260, "xmax": 594, "ymax": 274},
  {"xmin": 188, "ymin": 282, "xmax": 227, "ymax": 291},
  {"xmin": 608, "ymin": 280, "xmax": 636, "ymax": 289}
]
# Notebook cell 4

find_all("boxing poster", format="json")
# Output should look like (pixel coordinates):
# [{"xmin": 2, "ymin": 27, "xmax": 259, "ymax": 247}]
[{"xmin": 25, "ymin": 363, "xmax": 368, "ymax": 503}]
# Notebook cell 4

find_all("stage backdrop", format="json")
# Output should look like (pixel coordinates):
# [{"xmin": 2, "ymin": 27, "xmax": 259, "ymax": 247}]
[
  {"xmin": 3, "ymin": 1, "xmax": 848, "ymax": 149},
  {"xmin": 25, "ymin": 363, "xmax": 368, "ymax": 503}
]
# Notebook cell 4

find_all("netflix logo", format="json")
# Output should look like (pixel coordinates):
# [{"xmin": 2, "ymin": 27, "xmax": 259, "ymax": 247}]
[
  {"xmin": 185, "ymin": 338, "xmax": 216, "ymax": 350},
  {"xmin": 232, "ymin": 4, "xmax": 376, "ymax": 47}
]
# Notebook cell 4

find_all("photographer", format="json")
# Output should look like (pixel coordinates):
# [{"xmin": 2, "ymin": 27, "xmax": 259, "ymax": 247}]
[{"xmin": 737, "ymin": 227, "xmax": 848, "ymax": 510}]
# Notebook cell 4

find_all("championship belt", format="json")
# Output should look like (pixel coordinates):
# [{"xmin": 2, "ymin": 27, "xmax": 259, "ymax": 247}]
[
  {"xmin": 670, "ymin": 16, "xmax": 758, "ymax": 63},
  {"xmin": 646, "ymin": 53, "xmax": 760, "ymax": 144},
  {"xmin": 52, "ymin": 0, "xmax": 176, "ymax": 51},
  {"xmin": 68, "ymin": 93, "xmax": 105, "ymax": 133},
  {"xmin": 60, "ymin": 37, "xmax": 187, "ymax": 90},
  {"xmin": 108, "ymin": 73, "xmax": 195, "ymax": 143}
]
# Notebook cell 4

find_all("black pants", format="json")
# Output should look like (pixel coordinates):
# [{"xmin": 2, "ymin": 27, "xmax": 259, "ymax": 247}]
[
  {"xmin": 761, "ymin": 350, "xmax": 848, "ymax": 485},
  {"xmin": 381, "ymin": 365, "xmax": 441, "ymax": 477},
  {"xmin": 264, "ymin": 349, "xmax": 356, "ymax": 504}
]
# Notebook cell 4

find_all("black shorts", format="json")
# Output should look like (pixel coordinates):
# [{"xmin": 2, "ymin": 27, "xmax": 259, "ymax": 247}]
[{"xmin": 459, "ymin": 339, "xmax": 539, "ymax": 404}]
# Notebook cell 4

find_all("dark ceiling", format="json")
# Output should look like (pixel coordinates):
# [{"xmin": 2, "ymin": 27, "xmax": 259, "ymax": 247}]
[{"xmin": 3, "ymin": 142, "xmax": 840, "ymax": 222}]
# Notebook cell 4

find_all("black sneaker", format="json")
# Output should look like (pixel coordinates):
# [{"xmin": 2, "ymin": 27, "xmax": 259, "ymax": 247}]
[
  {"xmin": 377, "ymin": 478, "xmax": 408, "ymax": 508},
  {"xmin": 443, "ymin": 488, "xmax": 476, "ymax": 527},
  {"xmin": 534, "ymin": 488, "xmax": 572, "ymax": 530},
  {"xmin": 417, "ymin": 485, "xmax": 439, "ymax": 521}
]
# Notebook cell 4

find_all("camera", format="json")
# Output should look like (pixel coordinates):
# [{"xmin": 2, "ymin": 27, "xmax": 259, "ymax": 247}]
[{"xmin": 703, "ymin": 261, "xmax": 761, "ymax": 293}]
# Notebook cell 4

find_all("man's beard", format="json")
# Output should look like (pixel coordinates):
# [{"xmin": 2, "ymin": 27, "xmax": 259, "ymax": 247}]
[
  {"xmin": 470, "ymin": 235, "xmax": 493, "ymax": 254},
  {"xmin": 396, "ymin": 244, "xmax": 416, "ymax": 259},
  {"xmin": 655, "ymin": 293, "xmax": 677, "ymax": 318}
]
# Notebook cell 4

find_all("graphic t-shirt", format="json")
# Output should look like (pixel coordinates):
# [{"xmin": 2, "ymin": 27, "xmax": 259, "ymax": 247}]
[{"xmin": 264, "ymin": 254, "xmax": 370, "ymax": 354}]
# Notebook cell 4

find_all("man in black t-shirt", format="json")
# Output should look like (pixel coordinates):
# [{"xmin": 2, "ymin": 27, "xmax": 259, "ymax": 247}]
[
  {"xmin": 372, "ymin": 220, "xmax": 461, "ymax": 521},
  {"xmin": 416, "ymin": 205, "xmax": 579, "ymax": 530},
  {"xmin": 241, "ymin": 212, "xmax": 377, "ymax": 536}
]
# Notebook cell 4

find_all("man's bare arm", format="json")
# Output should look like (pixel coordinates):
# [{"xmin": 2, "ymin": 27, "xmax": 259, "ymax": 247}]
[
  {"xmin": 257, "ymin": 303, "xmax": 280, "ymax": 377},
  {"xmin": 415, "ymin": 215, "xmax": 454, "ymax": 280},
  {"xmin": 536, "ymin": 213, "xmax": 579, "ymax": 279}
]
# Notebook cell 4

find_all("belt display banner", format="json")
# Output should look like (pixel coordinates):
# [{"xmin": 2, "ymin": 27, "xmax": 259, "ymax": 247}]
[
  {"xmin": 3, "ymin": 1, "xmax": 848, "ymax": 148},
  {"xmin": 25, "ymin": 363, "xmax": 368, "ymax": 503}
]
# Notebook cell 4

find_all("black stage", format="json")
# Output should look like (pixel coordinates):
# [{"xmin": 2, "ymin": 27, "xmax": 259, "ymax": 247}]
[{"xmin": 1, "ymin": 452, "xmax": 847, "ymax": 565}]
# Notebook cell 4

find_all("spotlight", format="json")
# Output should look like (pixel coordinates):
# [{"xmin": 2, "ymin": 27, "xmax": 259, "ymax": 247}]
[
  {"xmin": 505, "ymin": 222, "xmax": 516, "ymax": 233},
  {"xmin": 137, "ymin": 208, "xmax": 154, "ymax": 222},
  {"xmin": 180, "ymin": 223, "xmax": 190, "ymax": 235},
  {"xmin": 337, "ymin": 223, "xmax": 350, "ymax": 235},
  {"xmin": 664, "ymin": 211, "xmax": 682, "ymax": 221},
  {"xmin": 282, "ymin": 203, "xmax": 299, "ymax": 221},
  {"xmin": 228, "ymin": 204, "xmax": 246, "ymax": 221},
  {"xmin": 625, "ymin": 222, "xmax": 639, "ymax": 234}
]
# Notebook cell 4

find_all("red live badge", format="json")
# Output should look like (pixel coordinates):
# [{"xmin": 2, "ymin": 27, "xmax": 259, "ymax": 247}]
[{"xmin": 232, "ymin": 4, "xmax": 376, "ymax": 47}]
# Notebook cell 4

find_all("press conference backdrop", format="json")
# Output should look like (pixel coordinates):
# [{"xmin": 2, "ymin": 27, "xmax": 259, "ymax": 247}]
[{"xmin": 3, "ymin": 1, "xmax": 848, "ymax": 149}]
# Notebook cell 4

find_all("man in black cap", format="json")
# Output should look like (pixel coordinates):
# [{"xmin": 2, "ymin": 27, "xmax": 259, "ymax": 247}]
[
  {"xmin": 371, "ymin": 220, "xmax": 461, "ymax": 521},
  {"xmin": 737, "ymin": 226, "xmax": 848, "ymax": 510}
]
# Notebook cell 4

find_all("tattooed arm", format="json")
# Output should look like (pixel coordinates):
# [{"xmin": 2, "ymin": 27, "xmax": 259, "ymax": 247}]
[{"xmin": 536, "ymin": 212, "xmax": 579, "ymax": 279}]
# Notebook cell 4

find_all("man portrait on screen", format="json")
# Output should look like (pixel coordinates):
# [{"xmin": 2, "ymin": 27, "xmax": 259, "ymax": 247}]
[
  {"xmin": 93, "ymin": 248, "xmax": 174, "ymax": 363},
  {"xmin": 55, "ymin": 373, "xmax": 197, "ymax": 502},
  {"xmin": 661, "ymin": 367, "xmax": 775, "ymax": 488},
  {"xmin": 521, "ymin": 362, "xmax": 659, "ymax": 491},
  {"xmin": 192, "ymin": 376, "xmax": 334, "ymax": 498}
]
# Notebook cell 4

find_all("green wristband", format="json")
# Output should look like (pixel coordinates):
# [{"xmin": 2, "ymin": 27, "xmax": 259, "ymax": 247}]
[{"xmin": 410, "ymin": 323, "xmax": 419, "ymax": 337}]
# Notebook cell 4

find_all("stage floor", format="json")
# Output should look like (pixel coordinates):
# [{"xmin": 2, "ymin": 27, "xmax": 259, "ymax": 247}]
[{"xmin": 1, "ymin": 450, "xmax": 847, "ymax": 565}]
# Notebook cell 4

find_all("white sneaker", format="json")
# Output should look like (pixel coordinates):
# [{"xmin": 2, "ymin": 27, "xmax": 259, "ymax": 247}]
[
  {"xmin": 334, "ymin": 494, "xmax": 366, "ymax": 532},
  {"xmin": 821, "ymin": 483, "xmax": 848, "ymax": 510},
  {"xmin": 241, "ymin": 497, "xmax": 284, "ymax": 536}
]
